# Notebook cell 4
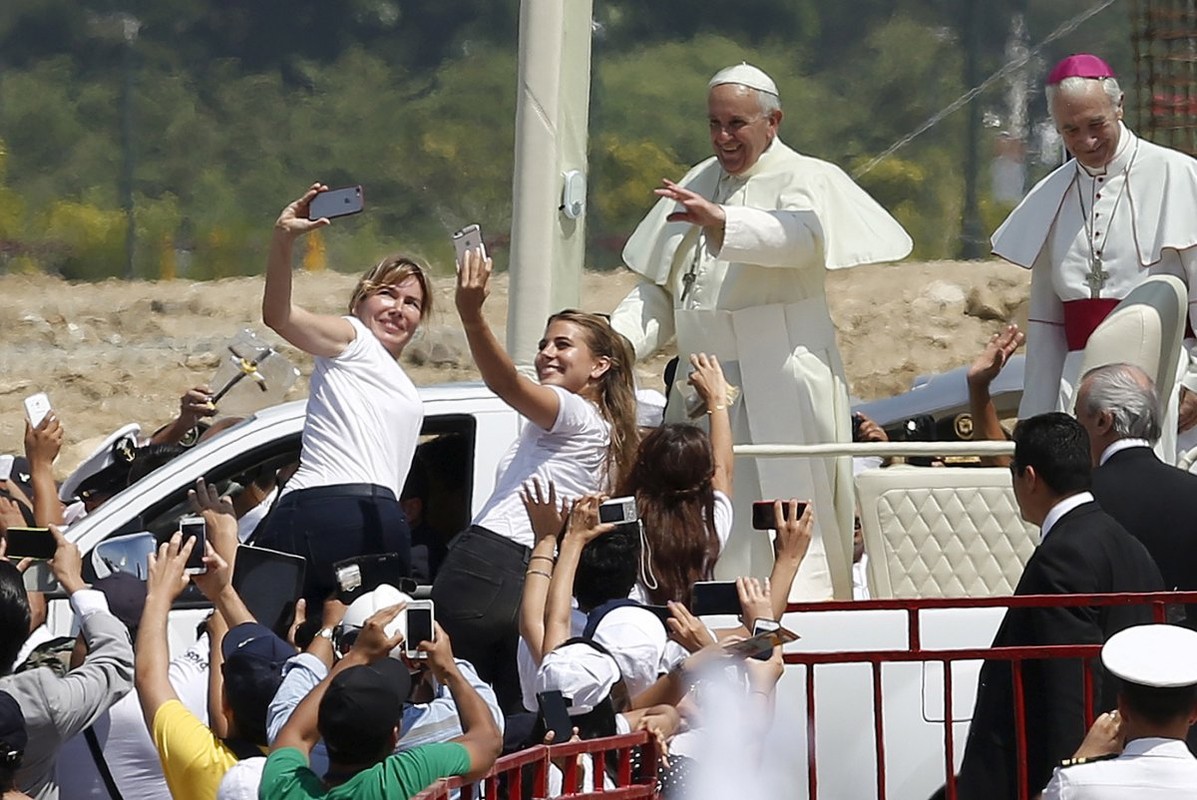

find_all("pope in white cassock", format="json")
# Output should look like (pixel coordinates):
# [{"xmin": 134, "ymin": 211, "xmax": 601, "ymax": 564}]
[
  {"xmin": 609, "ymin": 64, "xmax": 912, "ymax": 600},
  {"xmin": 992, "ymin": 54, "xmax": 1197, "ymax": 461}
]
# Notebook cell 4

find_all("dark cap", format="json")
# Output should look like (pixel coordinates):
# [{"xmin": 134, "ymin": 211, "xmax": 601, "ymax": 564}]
[
  {"xmin": 318, "ymin": 659, "xmax": 411, "ymax": 760},
  {"xmin": 92, "ymin": 572, "xmax": 147, "ymax": 633},
  {"xmin": 220, "ymin": 622, "xmax": 296, "ymax": 746},
  {"xmin": 0, "ymin": 690, "xmax": 26, "ymax": 768}
]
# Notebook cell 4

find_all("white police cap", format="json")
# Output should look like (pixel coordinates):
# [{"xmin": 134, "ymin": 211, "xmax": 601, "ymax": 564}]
[{"xmin": 1102, "ymin": 624, "xmax": 1197, "ymax": 688}]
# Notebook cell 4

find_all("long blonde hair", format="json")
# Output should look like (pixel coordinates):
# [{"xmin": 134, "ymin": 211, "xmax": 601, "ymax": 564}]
[{"xmin": 548, "ymin": 309, "xmax": 640, "ymax": 488}]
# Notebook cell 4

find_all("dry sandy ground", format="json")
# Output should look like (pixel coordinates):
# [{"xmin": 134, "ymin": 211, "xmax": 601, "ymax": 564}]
[{"xmin": 0, "ymin": 261, "xmax": 1030, "ymax": 476}]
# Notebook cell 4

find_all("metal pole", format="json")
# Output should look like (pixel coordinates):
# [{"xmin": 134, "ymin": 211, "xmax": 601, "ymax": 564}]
[{"xmin": 960, "ymin": 0, "xmax": 986, "ymax": 259}]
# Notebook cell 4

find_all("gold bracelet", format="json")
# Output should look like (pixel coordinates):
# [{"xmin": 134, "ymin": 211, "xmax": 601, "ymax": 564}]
[
  {"xmin": 529, "ymin": 555, "xmax": 555, "ymax": 565},
  {"xmin": 706, "ymin": 404, "xmax": 727, "ymax": 415},
  {"xmin": 526, "ymin": 569, "xmax": 552, "ymax": 579}
]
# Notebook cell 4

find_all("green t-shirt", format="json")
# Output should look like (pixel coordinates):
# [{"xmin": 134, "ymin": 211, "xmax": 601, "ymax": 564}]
[{"xmin": 260, "ymin": 743, "xmax": 471, "ymax": 800}]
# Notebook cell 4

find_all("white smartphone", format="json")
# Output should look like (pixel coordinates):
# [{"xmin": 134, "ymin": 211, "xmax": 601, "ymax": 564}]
[
  {"xmin": 451, "ymin": 224, "xmax": 485, "ymax": 269},
  {"xmin": 308, "ymin": 185, "xmax": 364, "ymax": 221},
  {"xmin": 23, "ymin": 393, "xmax": 51, "ymax": 428},
  {"xmin": 0, "ymin": 455, "xmax": 13, "ymax": 482},
  {"xmin": 404, "ymin": 599, "xmax": 435, "ymax": 659}
]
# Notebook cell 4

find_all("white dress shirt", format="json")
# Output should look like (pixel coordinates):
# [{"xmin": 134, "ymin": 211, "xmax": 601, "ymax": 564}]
[{"xmin": 1041, "ymin": 737, "xmax": 1197, "ymax": 799}]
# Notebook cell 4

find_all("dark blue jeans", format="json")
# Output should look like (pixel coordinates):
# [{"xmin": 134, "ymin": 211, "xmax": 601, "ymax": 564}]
[
  {"xmin": 431, "ymin": 525, "xmax": 529, "ymax": 713},
  {"xmin": 254, "ymin": 483, "xmax": 410, "ymax": 607}
]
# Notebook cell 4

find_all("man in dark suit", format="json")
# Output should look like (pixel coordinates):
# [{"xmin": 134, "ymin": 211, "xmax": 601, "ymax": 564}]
[
  {"xmin": 1078, "ymin": 363, "xmax": 1197, "ymax": 626},
  {"xmin": 953, "ymin": 413, "xmax": 1165, "ymax": 800}
]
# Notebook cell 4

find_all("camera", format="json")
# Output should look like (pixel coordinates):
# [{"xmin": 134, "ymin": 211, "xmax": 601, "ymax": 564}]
[{"xmin": 598, "ymin": 496, "xmax": 638, "ymax": 525}]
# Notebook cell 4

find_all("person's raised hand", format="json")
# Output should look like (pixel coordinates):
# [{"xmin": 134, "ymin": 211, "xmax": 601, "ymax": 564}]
[
  {"xmin": 521, "ymin": 478, "xmax": 567, "ymax": 544},
  {"xmin": 855, "ymin": 413, "xmax": 889, "ymax": 443},
  {"xmin": 24, "ymin": 413, "xmax": 64, "ymax": 469},
  {"xmin": 188, "ymin": 478, "xmax": 238, "ymax": 561},
  {"xmin": 146, "ymin": 533, "xmax": 194, "ymax": 604},
  {"xmin": 417, "ymin": 622, "xmax": 458, "ymax": 682},
  {"xmin": 190, "ymin": 542, "xmax": 233, "ymax": 603},
  {"xmin": 743, "ymin": 642, "xmax": 785, "ymax": 693},
  {"xmin": 736, "ymin": 577, "xmax": 773, "ymax": 628},
  {"xmin": 564, "ymin": 494, "xmax": 613, "ymax": 545},
  {"xmin": 0, "ymin": 496, "xmax": 25, "ymax": 533},
  {"xmin": 0, "ymin": 535, "xmax": 34, "ymax": 574},
  {"xmin": 178, "ymin": 386, "xmax": 217, "ymax": 428},
  {"xmin": 687, "ymin": 352, "xmax": 729, "ymax": 409},
  {"xmin": 454, "ymin": 246, "xmax": 493, "ymax": 323},
  {"xmin": 665, "ymin": 600, "xmax": 716, "ymax": 653},
  {"xmin": 47, "ymin": 524, "xmax": 85, "ymax": 595},
  {"xmin": 1072, "ymin": 709, "xmax": 1125, "ymax": 759},
  {"xmin": 773, "ymin": 499, "xmax": 813, "ymax": 565},
  {"xmin": 657, "ymin": 180, "xmax": 726, "ymax": 229},
  {"xmin": 274, "ymin": 183, "xmax": 331, "ymax": 238},
  {"xmin": 352, "ymin": 603, "xmax": 406, "ymax": 663},
  {"xmin": 967, "ymin": 324, "xmax": 1024, "ymax": 390}
]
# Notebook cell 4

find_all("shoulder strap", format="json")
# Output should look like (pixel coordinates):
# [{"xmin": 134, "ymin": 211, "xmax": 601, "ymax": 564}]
[{"xmin": 84, "ymin": 726, "xmax": 124, "ymax": 800}]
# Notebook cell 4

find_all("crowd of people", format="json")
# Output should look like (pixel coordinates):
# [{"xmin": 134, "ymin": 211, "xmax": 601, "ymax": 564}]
[{"xmin": 3, "ymin": 50, "xmax": 1197, "ymax": 800}]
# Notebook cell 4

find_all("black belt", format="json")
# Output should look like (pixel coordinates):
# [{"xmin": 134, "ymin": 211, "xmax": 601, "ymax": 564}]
[{"xmin": 283, "ymin": 483, "xmax": 396, "ymax": 502}]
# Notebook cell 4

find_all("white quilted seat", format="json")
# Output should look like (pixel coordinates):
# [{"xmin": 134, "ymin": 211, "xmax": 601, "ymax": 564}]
[{"xmin": 855, "ymin": 466, "xmax": 1038, "ymax": 598}]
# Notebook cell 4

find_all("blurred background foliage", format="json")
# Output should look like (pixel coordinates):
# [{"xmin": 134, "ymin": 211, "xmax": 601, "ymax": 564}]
[{"xmin": 0, "ymin": 0, "xmax": 1136, "ymax": 279}]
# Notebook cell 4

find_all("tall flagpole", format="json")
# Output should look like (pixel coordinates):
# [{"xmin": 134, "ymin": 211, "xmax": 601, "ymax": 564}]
[{"xmin": 506, "ymin": 0, "xmax": 594, "ymax": 365}]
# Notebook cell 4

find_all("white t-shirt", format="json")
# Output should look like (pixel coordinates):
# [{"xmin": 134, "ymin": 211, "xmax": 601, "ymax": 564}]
[
  {"xmin": 518, "ymin": 608, "xmax": 587, "ymax": 713},
  {"xmin": 591, "ymin": 606, "xmax": 669, "ymax": 699},
  {"xmin": 56, "ymin": 637, "xmax": 209, "ymax": 800},
  {"xmin": 284, "ymin": 316, "xmax": 423, "ymax": 498},
  {"xmin": 630, "ymin": 489, "xmax": 733, "ymax": 604},
  {"xmin": 473, "ymin": 386, "xmax": 611, "ymax": 548}
]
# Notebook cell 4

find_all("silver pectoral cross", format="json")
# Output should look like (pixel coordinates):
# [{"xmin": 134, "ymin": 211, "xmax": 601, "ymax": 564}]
[{"xmin": 1085, "ymin": 256, "xmax": 1109, "ymax": 299}]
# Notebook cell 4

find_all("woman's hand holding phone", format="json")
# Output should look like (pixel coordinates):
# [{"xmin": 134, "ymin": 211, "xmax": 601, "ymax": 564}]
[
  {"xmin": 454, "ymin": 245, "xmax": 493, "ymax": 323},
  {"xmin": 274, "ymin": 183, "xmax": 331, "ymax": 240}
]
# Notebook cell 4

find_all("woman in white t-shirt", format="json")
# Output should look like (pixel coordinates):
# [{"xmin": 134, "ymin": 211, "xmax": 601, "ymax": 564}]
[
  {"xmin": 619, "ymin": 353, "xmax": 735, "ymax": 605},
  {"xmin": 254, "ymin": 183, "xmax": 429, "ymax": 603},
  {"xmin": 432, "ymin": 246, "xmax": 639, "ymax": 712}
]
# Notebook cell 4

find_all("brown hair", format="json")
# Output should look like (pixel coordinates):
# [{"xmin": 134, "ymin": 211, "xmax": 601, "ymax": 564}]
[
  {"xmin": 547, "ymin": 309, "xmax": 639, "ymax": 488},
  {"xmin": 347, "ymin": 254, "xmax": 433, "ymax": 318},
  {"xmin": 617, "ymin": 424, "xmax": 720, "ymax": 604}
]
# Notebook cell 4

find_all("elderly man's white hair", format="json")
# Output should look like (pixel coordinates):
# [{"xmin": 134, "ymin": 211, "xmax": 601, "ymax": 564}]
[
  {"xmin": 709, "ymin": 63, "xmax": 782, "ymax": 116},
  {"xmin": 1046, "ymin": 75, "xmax": 1123, "ymax": 114},
  {"xmin": 1080, "ymin": 362, "xmax": 1162, "ymax": 444}
]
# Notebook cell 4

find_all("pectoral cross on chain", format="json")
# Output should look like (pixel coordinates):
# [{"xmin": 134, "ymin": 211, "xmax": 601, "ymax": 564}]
[
  {"xmin": 679, "ymin": 229, "xmax": 706, "ymax": 304},
  {"xmin": 1085, "ymin": 256, "xmax": 1109, "ymax": 299}
]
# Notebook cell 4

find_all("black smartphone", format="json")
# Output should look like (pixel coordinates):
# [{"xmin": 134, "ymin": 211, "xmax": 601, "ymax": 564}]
[
  {"xmin": 750, "ymin": 618, "xmax": 781, "ymax": 662},
  {"xmin": 752, "ymin": 500, "xmax": 808, "ymax": 531},
  {"xmin": 404, "ymin": 600, "xmax": 435, "ymax": 659},
  {"xmin": 690, "ymin": 581, "xmax": 742, "ymax": 616},
  {"xmin": 4, "ymin": 527, "xmax": 56, "ymax": 560},
  {"xmin": 333, "ymin": 553, "xmax": 407, "ymax": 604},
  {"xmin": 232, "ymin": 545, "xmax": 306, "ymax": 638},
  {"xmin": 178, "ymin": 516, "xmax": 207, "ymax": 574},
  {"xmin": 537, "ymin": 689, "xmax": 574, "ymax": 744},
  {"xmin": 308, "ymin": 185, "xmax": 364, "ymax": 221}
]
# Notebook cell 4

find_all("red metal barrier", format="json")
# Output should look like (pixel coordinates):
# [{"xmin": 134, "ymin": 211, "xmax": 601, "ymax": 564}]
[
  {"xmin": 783, "ymin": 590, "xmax": 1197, "ymax": 800},
  {"xmin": 410, "ymin": 730, "xmax": 659, "ymax": 800}
]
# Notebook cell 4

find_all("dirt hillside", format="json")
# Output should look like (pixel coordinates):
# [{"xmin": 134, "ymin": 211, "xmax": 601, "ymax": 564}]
[{"xmin": 0, "ymin": 261, "xmax": 1030, "ymax": 476}]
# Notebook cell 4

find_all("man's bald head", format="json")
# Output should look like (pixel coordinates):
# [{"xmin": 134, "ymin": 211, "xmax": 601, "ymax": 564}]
[{"xmin": 1077, "ymin": 363, "xmax": 1162, "ymax": 453}]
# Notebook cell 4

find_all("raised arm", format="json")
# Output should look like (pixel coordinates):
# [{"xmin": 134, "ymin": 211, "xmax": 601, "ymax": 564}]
[
  {"xmin": 420, "ymin": 625, "xmax": 502, "ymax": 781},
  {"xmin": 24, "ymin": 415, "xmax": 64, "ymax": 526},
  {"xmin": 518, "ymin": 479, "xmax": 565, "ymax": 665},
  {"xmin": 543, "ymin": 495, "xmax": 611, "ymax": 653},
  {"xmin": 767, "ymin": 500, "xmax": 812, "ymax": 621},
  {"xmin": 454, "ymin": 247, "xmax": 561, "ymax": 430},
  {"xmin": 262, "ymin": 183, "xmax": 356, "ymax": 358},
  {"xmin": 967, "ymin": 324, "xmax": 1023, "ymax": 465},
  {"xmin": 687, "ymin": 353, "xmax": 733, "ymax": 497},
  {"xmin": 136, "ymin": 534, "xmax": 195, "ymax": 729}
]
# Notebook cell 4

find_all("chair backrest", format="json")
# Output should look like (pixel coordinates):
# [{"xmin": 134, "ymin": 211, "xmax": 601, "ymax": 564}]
[{"xmin": 856, "ymin": 466, "xmax": 1038, "ymax": 598}]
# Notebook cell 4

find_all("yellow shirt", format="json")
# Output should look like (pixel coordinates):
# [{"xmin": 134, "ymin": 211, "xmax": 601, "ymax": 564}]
[{"xmin": 150, "ymin": 699, "xmax": 240, "ymax": 800}]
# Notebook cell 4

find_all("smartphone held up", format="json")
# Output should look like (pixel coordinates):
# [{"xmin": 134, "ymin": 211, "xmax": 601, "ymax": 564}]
[
  {"xmin": 451, "ymin": 224, "xmax": 485, "ymax": 269},
  {"xmin": 178, "ymin": 516, "xmax": 207, "ymax": 575},
  {"xmin": 308, "ymin": 185, "xmax": 364, "ymax": 221},
  {"xmin": 751, "ymin": 500, "xmax": 808, "ymax": 531}
]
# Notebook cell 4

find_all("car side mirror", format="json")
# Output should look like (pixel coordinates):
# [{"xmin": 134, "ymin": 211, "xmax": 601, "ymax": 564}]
[{"xmin": 93, "ymin": 532, "xmax": 158, "ymax": 580}]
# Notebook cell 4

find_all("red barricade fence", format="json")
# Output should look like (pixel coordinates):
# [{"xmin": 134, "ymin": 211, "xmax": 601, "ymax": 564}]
[
  {"xmin": 411, "ymin": 730, "xmax": 659, "ymax": 800},
  {"xmin": 784, "ymin": 590, "xmax": 1197, "ymax": 800}
]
